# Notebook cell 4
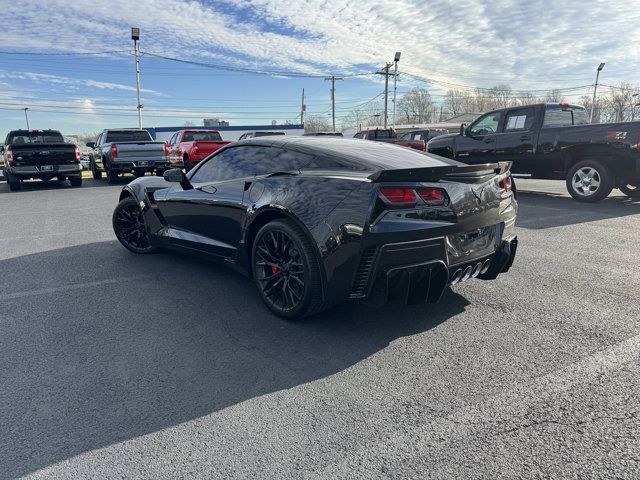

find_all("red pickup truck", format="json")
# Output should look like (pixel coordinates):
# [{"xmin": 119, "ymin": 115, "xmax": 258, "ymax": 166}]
[
  {"xmin": 168, "ymin": 130, "xmax": 232, "ymax": 171},
  {"xmin": 354, "ymin": 128, "xmax": 426, "ymax": 151}
]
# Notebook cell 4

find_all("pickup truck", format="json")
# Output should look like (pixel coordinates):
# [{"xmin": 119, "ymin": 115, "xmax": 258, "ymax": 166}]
[
  {"xmin": 353, "ymin": 128, "xmax": 426, "ymax": 151},
  {"xmin": 427, "ymin": 103, "xmax": 640, "ymax": 202},
  {"xmin": 167, "ymin": 129, "xmax": 231, "ymax": 171},
  {"xmin": 0, "ymin": 130, "xmax": 82, "ymax": 191},
  {"xmin": 88, "ymin": 129, "xmax": 170, "ymax": 184}
]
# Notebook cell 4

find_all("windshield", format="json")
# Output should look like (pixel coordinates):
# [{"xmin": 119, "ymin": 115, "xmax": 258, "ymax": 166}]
[
  {"xmin": 543, "ymin": 105, "xmax": 589, "ymax": 127},
  {"xmin": 183, "ymin": 131, "xmax": 223, "ymax": 142},
  {"xmin": 8, "ymin": 131, "xmax": 64, "ymax": 144},
  {"xmin": 105, "ymin": 130, "xmax": 152, "ymax": 142}
]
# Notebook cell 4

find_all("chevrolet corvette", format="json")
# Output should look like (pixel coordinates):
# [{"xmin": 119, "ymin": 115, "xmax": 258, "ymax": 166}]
[{"xmin": 112, "ymin": 137, "xmax": 518, "ymax": 319}]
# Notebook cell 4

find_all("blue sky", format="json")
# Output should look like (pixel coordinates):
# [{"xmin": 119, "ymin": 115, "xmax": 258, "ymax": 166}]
[{"xmin": 0, "ymin": 0, "xmax": 638, "ymax": 136}]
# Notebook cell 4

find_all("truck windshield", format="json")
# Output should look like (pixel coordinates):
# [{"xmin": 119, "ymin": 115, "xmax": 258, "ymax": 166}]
[
  {"xmin": 183, "ymin": 132, "xmax": 222, "ymax": 142},
  {"xmin": 9, "ymin": 131, "xmax": 64, "ymax": 144},
  {"xmin": 543, "ymin": 105, "xmax": 589, "ymax": 127},
  {"xmin": 106, "ymin": 130, "xmax": 152, "ymax": 142}
]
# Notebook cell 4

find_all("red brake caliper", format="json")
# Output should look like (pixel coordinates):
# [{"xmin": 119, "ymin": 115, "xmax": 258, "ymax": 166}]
[{"xmin": 271, "ymin": 265, "xmax": 280, "ymax": 275}]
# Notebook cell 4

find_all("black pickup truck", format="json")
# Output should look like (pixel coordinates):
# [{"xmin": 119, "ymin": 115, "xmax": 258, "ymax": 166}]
[
  {"xmin": 427, "ymin": 103, "xmax": 640, "ymax": 202},
  {"xmin": 0, "ymin": 130, "xmax": 82, "ymax": 191}
]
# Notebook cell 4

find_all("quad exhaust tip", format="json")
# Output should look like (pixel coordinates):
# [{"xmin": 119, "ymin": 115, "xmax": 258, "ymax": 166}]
[{"xmin": 450, "ymin": 259, "xmax": 491, "ymax": 285}]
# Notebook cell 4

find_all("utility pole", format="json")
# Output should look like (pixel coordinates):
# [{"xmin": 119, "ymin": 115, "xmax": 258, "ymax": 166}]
[
  {"xmin": 632, "ymin": 93, "xmax": 638, "ymax": 121},
  {"xmin": 383, "ymin": 63, "xmax": 391, "ymax": 129},
  {"xmin": 590, "ymin": 62, "xmax": 605, "ymax": 124},
  {"xmin": 324, "ymin": 76, "xmax": 342, "ymax": 132},
  {"xmin": 300, "ymin": 88, "xmax": 306, "ymax": 125},
  {"xmin": 132, "ymin": 27, "xmax": 143, "ymax": 129},
  {"xmin": 392, "ymin": 52, "xmax": 401, "ymax": 129},
  {"xmin": 23, "ymin": 107, "xmax": 29, "ymax": 130}
]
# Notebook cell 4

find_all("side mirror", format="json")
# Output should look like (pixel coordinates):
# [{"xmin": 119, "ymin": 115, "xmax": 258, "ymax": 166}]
[
  {"xmin": 163, "ymin": 168, "xmax": 193, "ymax": 190},
  {"xmin": 459, "ymin": 124, "xmax": 467, "ymax": 136},
  {"xmin": 0, "ymin": 146, "xmax": 4, "ymax": 154},
  {"xmin": 86, "ymin": 142, "xmax": 95, "ymax": 149}
]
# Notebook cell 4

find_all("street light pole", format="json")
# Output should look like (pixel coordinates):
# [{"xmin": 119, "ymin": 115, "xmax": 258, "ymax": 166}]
[
  {"xmin": 589, "ymin": 62, "xmax": 605, "ymax": 123},
  {"xmin": 131, "ymin": 27, "xmax": 143, "ymax": 129},
  {"xmin": 23, "ymin": 107, "xmax": 29, "ymax": 130},
  {"xmin": 392, "ymin": 52, "xmax": 401, "ymax": 130}
]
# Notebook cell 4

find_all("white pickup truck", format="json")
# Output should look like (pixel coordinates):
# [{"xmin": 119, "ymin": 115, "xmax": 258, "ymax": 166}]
[{"xmin": 88, "ymin": 129, "xmax": 170, "ymax": 184}]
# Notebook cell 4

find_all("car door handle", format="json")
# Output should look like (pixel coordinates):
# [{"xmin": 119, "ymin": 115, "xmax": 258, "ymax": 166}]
[{"xmin": 484, "ymin": 138, "xmax": 494, "ymax": 144}]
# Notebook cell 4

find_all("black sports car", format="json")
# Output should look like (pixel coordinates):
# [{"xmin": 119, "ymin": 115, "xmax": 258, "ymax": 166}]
[{"xmin": 112, "ymin": 137, "xmax": 518, "ymax": 319}]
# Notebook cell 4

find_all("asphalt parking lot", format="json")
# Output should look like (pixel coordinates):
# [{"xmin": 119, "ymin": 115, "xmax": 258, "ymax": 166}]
[{"xmin": 1, "ymin": 177, "xmax": 639, "ymax": 479}]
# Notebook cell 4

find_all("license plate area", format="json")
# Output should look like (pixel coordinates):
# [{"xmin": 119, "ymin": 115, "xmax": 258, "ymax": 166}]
[
  {"xmin": 137, "ymin": 161, "xmax": 149, "ymax": 167},
  {"xmin": 446, "ymin": 224, "xmax": 501, "ymax": 265},
  {"xmin": 40, "ymin": 165, "xmax": 53, "ymax": 171}
]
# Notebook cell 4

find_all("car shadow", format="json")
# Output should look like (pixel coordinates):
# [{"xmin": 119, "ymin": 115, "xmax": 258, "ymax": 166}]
[
  {"xmin": 0, "ymin": 176, "xmax": 151, "ymax": 194},
  {"xmin": 0, "ymin": 241, "xmax": 469, "ymax": 478},
  {"xmin": 516, "ymin": 190, "xmax": 640, "ymax": 230}
]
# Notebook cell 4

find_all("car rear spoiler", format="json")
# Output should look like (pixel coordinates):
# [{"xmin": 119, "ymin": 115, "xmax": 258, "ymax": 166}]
[{"xmin": 368, "ymin": 161, "xmax": 512, "ymax": 184}]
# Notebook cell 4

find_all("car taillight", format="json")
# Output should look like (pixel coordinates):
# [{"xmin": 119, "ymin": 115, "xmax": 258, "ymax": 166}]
[
  {"xmin": 499, "ymin": 176, "xmax": 513, "ymax": 193},
  {"xmin": 111, "ymin": 144, "xmax": 118, "ymax": 159},
  {"xmin": 164, "ymin": 142, "xmax": 170, "ymax": 157},
  {"xmin": 416, "ymin": 187, "xmax": 445, "ymax": 205},
  {"xmin": 379, "ymin": 187, "xmax": 417, "ymax": 207},
  {"xmin": 74, "ymin": 146, "xmax": 81, "ymax": 162},
  {"xmin": 5, "ymin": 148, "xmax": 13, "ymax": 165}
]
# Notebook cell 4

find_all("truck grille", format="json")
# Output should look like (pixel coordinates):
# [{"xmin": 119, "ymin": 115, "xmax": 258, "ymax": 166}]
[{"xmin": 349, "ymin": 246, "xmax": 377, "ymax": 298}]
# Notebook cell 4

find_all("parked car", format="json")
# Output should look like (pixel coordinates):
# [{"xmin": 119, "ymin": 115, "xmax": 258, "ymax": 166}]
[
  {"xmin": 401, "ymin": 129, "xmax": 448, "ymax": 142},
  {"xmin": 112, "ymin": 137, "xmax": 518, "ymax": 320},
  {"xmin": 238, "ymin": 131, "xmax": 286, "ymax": 140},
  {"xmin": 303, "ymin": 132, "xmax": 344, "ymax": 136},
  {"xmin": 427, "ymin": 103, "xmax": 640, "ymax": 202},
  {"xmin": 80, "ymin": 153, "xmax": 91, "ymax": 170},
  {"xmin": 353, "ymin": 128, "xmax": 426, "ymax": 151},
  {"xmin": 0, "ymin": 129, "xmax": 82, "ymax": 191},
  {"xmin": 88, "ymin": 129, "xmax": 170, "ymax": 184},
  {"xmin": 168, "ymin": 130, "xmax": 232, "ymax": 171}
]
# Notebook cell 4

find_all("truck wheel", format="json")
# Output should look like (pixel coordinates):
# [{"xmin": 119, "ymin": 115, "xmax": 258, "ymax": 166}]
[
  {"xmin": 69, "ymin": 176, "xmax": 82, "ymax": 187},
  {"xmin": 566, "ymin": 160, "xmax": 613, "ymax": 203},
  {"xmin": 7, "ymin": 173, "xmax": 21, "ymax": 191},
  {"xmin": 91, "ymin": 161, "xmax": 102, "ymax": 180},
  {"xmin": 619, "ymin": 183, "xmax": 640, "ymax": 198},
  {"xmin": 106, "ymin": 168, "xmax": 118, "ymax": 185}
]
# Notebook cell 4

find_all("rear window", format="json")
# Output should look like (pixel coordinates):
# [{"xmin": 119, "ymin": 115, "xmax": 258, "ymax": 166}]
[
  {"xmin": 182, "ymin": 131, "xmax": 222, "ymax": 142},
  {"xmin": 543, "ymin": 105, "xmax": 589, "ymax": 127},
  {"xmin": 105, "ymin": 130, "xmax": 152, "ymax": 142},
  {"xmin": 372, "ymin": 130, "xmax": 393, "ymax": 139},
  {"xmin": 8, "ymin": 131, "xmax": 64, "ymax": 144},
  {"xmin": 254, "ymin": 132, "xmax": 286, "ymax": 137}
]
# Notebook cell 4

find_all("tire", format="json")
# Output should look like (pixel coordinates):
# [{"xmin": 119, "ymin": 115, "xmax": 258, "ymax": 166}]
[
  {"xmin": 7, "ymin": 173, "xmax": 21, "ymax": 191},
  {"xmin": 69, "ymin": 176, "xmax": 82, "ymax": 187},
  {"xmin": 252, "ymin": 219, "xmax": 326, "ymax": 320},
  {"xmin": 112, "ymin": 197, "xmax": 159, "ymax": 254},
  {"xmin": 566, "ymin": 160, "xmax": 613, "ymax": 203},
  {"xmin": 106, "ymin": 166, "xmax": 118, "ymax": 185},
  {"xmin": 91, "ymin": 161, "xmax": 102, "ymax": 180},
  {"xmin": 619, "ymin": 183, "xmax": 640, "ymax": 198}
]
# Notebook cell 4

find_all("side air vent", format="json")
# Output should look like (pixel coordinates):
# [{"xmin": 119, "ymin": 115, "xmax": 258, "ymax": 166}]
[{"xmin": 349, "ymin": 246, "xmax": 377, "ymax": 298}]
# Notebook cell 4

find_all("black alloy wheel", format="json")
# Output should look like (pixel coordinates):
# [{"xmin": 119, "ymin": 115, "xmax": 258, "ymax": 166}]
[
  {"xmin": 112, "ymin": 197, "xmax": 158, "ymax": 254},
  {"xmin": 252, "ymin": 219, "xmax": 324, "ymax": 319}
]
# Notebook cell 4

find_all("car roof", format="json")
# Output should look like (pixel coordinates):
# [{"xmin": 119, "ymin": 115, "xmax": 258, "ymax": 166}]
[{"xmin": 236, "ymin": 136, "xmax": 460, "ymax": 170}]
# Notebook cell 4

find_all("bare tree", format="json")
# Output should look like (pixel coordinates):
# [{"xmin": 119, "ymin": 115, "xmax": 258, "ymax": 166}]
[
  {"xmin": 397, "ymin": 87, "xmax": 435, "ymax": 123},
  {"xmin": 444, "ymin": 89, "xmax": 468, "ymax": 116},
  {"xmin": 545, "ymin": 89, "xmax": 565, "ymax": 103},
  {"xmin": 304, "ymin": 115, "xmax": 332, "ymax": 133}
]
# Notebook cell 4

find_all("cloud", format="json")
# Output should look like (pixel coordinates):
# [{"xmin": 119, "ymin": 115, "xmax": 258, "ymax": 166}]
[
  {"xmin": 0, "ymin": 71, "xmax": 160, "ymax": 95},
  {"xmin": 0, "ymin": 0, "xmax": 637, "ymax": 95}
]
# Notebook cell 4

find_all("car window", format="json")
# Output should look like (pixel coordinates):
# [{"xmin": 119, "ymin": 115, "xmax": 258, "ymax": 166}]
[
  {"xmin": 8, "ymin": 131, "xmax": 65, "ymax": 144},
  {"xmin": 470, "ymin": 112, "xmax": 501, "ymax": 136},
  {"xmin": 105, "ymin": 130, "xmax": 152, "ymax": 143},
  {"xmin": 168, "ymin": 133, "xmax": 177, "ymax": 145},
  {"xmin": 504, "ymin": 108, "xmax": 536, "ymax": 131},
  {"xmin": 543, "ymin": 105, "xmax": 589, "ymax": 127},
  {"xmin": 95, "ymin": 133, "xmax": 103, "ymax": 146}
]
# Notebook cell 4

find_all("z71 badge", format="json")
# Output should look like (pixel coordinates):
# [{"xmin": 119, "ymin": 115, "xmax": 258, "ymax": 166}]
[{"xmin": 606, "ymin": 131, "xmax": 627, "ymax": 140}]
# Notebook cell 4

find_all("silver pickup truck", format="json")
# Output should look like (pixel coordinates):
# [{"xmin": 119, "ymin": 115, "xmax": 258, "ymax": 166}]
[{"xmin": 88, "ymin": 129, "xmax": 170, "ymax": 184}]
